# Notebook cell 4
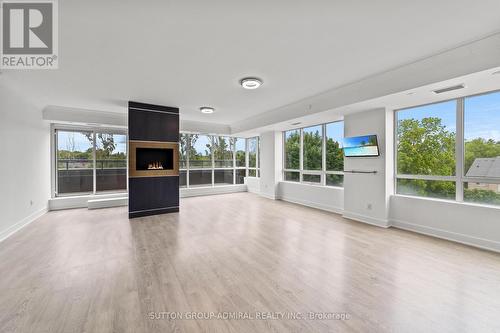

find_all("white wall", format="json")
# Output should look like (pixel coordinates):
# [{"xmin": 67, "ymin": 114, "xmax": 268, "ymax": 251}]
[
  {"xmin": 278, "ymin": 182, "xmax": 343, "ymax": 214},
  {"xmin": 343, "ymin": 108, "xmax": 393, "ymax": 227},
  {"xmin": 259, "ymin": 131, "xmax": 282, "ymax": 199},
  {"xmin": 0, "ymin": 84, "xmax": 51, "ymax": 241},
  {"xmin": 390, "ymin": 196, "xmax": 500, "ymax": 252},
  {"xmin": 245, "ymin": 177, "xmax": 260, "ymax": 194}
]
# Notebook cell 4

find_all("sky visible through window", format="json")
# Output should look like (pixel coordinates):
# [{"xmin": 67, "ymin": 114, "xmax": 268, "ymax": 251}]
[
  {"xmin": 326, "ymin": 121, "xmax": 343, "ymax": 146},
  {"xmin": 57, "ymin": 132, "xmax": 127, "ymax": 153},
  {"xmin": 398, "ymin": 92, "xmax": 500, "ymax": 141}
]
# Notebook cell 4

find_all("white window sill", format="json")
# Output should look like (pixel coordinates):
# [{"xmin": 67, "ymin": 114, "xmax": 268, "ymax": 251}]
[
  {"xmin": 393, "ymin": 194, "xmax": 500, "ymax": 211},
  {"xmin": 279, "ymin": 180, "xmax": 344, "ymax": 190}
]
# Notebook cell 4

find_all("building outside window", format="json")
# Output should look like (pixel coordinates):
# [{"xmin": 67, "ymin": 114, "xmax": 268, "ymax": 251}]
[{"xmin": 396, "ymin": 90, "xmax": 500, "ymax": 206}]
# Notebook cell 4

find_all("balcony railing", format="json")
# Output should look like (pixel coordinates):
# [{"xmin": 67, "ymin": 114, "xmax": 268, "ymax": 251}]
[
  {"xmin": 180, "ymin": 159, "xmax": 246, "ymax": 168},
  {"xmin": 57, "ymin": 159, "xmax": 127, "ymax": 170},
  {"xmin": 57, "ymin": 159, "xmax": 127, "ymax": 195}
]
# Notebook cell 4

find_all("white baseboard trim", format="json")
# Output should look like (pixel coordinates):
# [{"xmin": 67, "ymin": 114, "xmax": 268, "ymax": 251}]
[
  {"xmin": 342, "ymin": 211, "xmax": 390, "ymax": 228},
  {"xmin": 181, "ymin": 185, "xmax": 247, "ymax": 198},
  {"xmin": 279, "ymin": 195, "xmax": 344, "ymax": 215},
  {"xmin": 258, "ymin": 192, "xmax": 278, "ymax": 200},
  {"xmin": 391, "ymin": 218, "xmax": 500, "ymax": 253},
  {"xmin": 0, "ymin": 206, "xmax": 48, "ymax": 243},
  {"xmin": 88, "ymin": 197, "xmax": 128, "ymax": 209}
]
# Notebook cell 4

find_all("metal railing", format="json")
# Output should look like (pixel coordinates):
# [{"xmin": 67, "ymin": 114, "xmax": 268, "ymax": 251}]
[{"xmin": 57, "ymin": 159, "xmax": 127, "ymax": 170}]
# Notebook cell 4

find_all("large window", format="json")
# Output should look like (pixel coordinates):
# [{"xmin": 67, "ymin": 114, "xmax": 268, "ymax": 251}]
[
  {"xmin": 247, "ymin": 137, "xmax": 259, "ymax": 177},
  {"xmin": 55, "ymin": 128, "xmax": 127, "ymax": 196},
  {"xmin": 326, "ymin": 121, "xmax": 344, "ymax": 186},
  {"xmin": 396, "ymin": 90, "xmax": 500, "ymax": 206},
  {"xmin": 179, "ymin": 133, "xmax": 259, "ymax": 188},
  {"xmin": 283, "ymin": 121, "xmax": 344, "ymax": 187},
  {"xmin": 463, "ymin": 92, "xmax": 500, "ymax": 206},
  {"xmin": 189, "ymin": 135, "xmax": 212, "ymax": 187}
]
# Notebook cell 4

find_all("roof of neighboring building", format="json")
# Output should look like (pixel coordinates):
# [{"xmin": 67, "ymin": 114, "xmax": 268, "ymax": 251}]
[{"xmin": 466, "ymin": 157, "xmax": 500, "ymax": 178}]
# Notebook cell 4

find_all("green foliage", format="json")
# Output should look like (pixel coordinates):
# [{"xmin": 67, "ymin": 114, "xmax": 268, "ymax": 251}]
[
  {"xmin": 464, "ymin": 187, "xmax": 500, "ymax": 205},
  {"xmin": 326, "ymin": 138, "xmax": 343, "ymax": 171},
  {"xmin": 397, "ymin": 117, "xmax": 455, "ymax": 176},
  {"xmin": 303, "ymin": 130, "xmax": 322, "ymax": 170},
  {"xmin": 397, "ymin": 117, "xmax": 500, "ymax": 204},
  {"xmin": 464, "ymin": 138, "xmax": 500, "ymax": 173},
  {"xmin": 285, "ymin": 131, "xmax": 300, "ymax": 169}
]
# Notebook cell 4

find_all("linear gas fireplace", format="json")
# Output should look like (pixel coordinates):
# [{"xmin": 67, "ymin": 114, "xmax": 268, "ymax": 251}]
[
  {"xmin": 136, "ymin": 147, "xmax": 174, "ymax": 171},
  {"xmin": 129, "ymin": 141, "xmax": 178, "ymax": 178}
]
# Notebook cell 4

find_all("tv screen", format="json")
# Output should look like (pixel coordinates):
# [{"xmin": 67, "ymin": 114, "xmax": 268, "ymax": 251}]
[{"xmin": 343, "ymin": 135, "xmax": 379, "ymax": 157}]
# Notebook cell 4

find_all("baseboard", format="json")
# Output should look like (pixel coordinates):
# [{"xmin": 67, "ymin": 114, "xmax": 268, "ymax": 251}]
[
  {"xmin": 279, "ymin": 196, "xmax": 344, "ymax": 215},
  {"xmin": 342, "ymin": 211, "xmax": 390, "ymax": 228},
  {"xmin": 258, "ymin": 192, "xmax": 278, "ymax": 200},
  {"xmin": 391, "ymin": 218, "xmax": 500, "ymax": 253},
  {"xmin": 88, "ymin": 197, "xmax": 128, "ymax": 209},
  {"xmin": 0, "ymin": 206, "xmax": 48, "ymax": 243}
]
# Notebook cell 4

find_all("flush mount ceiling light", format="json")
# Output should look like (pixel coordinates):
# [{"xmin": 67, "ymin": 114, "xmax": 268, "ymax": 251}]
[
  {"xmin": 240, "ymin": 77, "xmax": 263, "ymax": 90},
  {"xmin": 200, "ymin": 106, "xmax": 214, "ymax": 114}
]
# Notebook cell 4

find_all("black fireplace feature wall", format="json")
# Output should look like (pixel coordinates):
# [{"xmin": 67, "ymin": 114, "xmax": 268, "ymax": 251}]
[
  {"xmin": 136, "ymin": 148, "xmax": 174, "ymax": 170},
  {"xmin": 128, "ymin": 101, "xmax": 179, "ymax": 218}
]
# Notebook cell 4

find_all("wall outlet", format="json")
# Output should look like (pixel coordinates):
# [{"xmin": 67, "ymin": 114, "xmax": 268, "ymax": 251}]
[
  {"xmin": 30, "ymin": 200, "xmax": 34, "ymax": 206},
  {"xmin": 367, "ymin": 203, "xmax": 372, "ymax": 210}
]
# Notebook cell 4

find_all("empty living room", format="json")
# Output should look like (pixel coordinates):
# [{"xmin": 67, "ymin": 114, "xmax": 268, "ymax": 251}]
[{"xmin": 2, "ymin": 1, "xmax": 500, "ymax": 332}]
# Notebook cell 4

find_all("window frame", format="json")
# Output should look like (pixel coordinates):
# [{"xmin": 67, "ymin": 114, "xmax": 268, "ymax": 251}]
[
  {"xmin": 246, "ymin": 136, "xmax": 260, "ymax": 178},
  {"xmin": 179, "ymin": 132, "xmax": 260, "ymax": 188},
  {"xmin": 51, "ymin": 124, "xmax": 128, "ymax": 198},
  {"xmin": 283, "ymin": 121, "xmax": 344, "ymax": 188},
  {"xmin": 394, "ymin": 89, "xmax": 500, "ymax": 206}
]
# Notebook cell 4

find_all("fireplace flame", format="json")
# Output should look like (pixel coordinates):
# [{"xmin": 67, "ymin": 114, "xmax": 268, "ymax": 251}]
[{"xmin": 147, "ymin": 162, "xmax": 164, "ymax": 170}]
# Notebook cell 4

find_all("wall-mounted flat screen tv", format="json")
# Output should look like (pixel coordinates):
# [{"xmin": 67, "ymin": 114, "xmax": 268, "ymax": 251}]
[{"xmin": 343, "ymin": 135, "xmax": 379, "ymax": 157}]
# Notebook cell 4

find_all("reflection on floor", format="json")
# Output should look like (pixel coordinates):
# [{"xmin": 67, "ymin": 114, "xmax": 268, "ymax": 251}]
[{"xmin": 1, "ymin": 193, "xmax": 499, "ymax": 332}]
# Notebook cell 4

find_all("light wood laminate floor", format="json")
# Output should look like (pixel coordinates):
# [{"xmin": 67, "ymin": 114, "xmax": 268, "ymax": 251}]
[{"xmin": 1, "ymin": 193, "xmax": 500, "ymax": 332}]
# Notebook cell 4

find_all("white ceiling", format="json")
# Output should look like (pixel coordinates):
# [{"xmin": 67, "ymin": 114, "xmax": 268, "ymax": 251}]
[{"xmin": 2, "ymin": 0, "xmax": 500, "ymax": 128}]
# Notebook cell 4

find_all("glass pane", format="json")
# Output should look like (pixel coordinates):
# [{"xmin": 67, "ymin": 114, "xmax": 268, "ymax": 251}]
[
  {"xmin": 258, "ymin": 137, "xmax": 260, "ymax": 169},
  {"xmin": 235, "ymin": 169, "xmax": 246, "ymax": 184},
  {"xmin": 397, "ymin": 179, "xmax": 456, "ymax": 200},
  {"xmin": 214, "ymin": 169, "xmax": 234, "ymax": 186},
  {"xmin": 464, "ymin": 92, "xmax": 500, "ymax": 178},
  {"xmin": 190, "ymin": 135, "xmax": 212, "ymax": 168},
  {"xmin": 57, "ymin": 130, "xmax": 94, "ymax": 195},
  {"xmin": 326, "ymin": 174, "xmax": 344, "ymax": 187},
  {"xmin": 248, "ymin": 137, "xmax": 257, "ymax": 168},
  {"xmin": 302, "ymin": 174, "xmax": 320, "ymax": 183},
  {"xmin": 95, "ymin": 133, "xmax": 127, "ymax": 193},
  {"xmin": 248, "ymin": 169, "xmax": 257, "ymax": 177},
  {"xmin": 464, "ymin": 182, "xmax": 500, "ymax": 206},
  {"xmin": 235, "ymin": 138, "xmax": 246, "ymax": 167},
  {"xmin": 397, "ymin": 100, "xmax": 456, "ymax": 176},
  {"xmin": 179, "ymin": 133, "xmax": 188, "ymax": 169},
  {"xmin": 284, "ymin": 129, "xmax": 300, "ymax": 170},
  {"xmin": 180, "ymin": 170, "xmax": 187, "ymax": 188},
  {"xmin": 303, "ymin": 125, "xmax": 323, "ymax": 170},
  {"xmin": 189, "ymin": 170, "xmax": 212, "ymax": 187},
  {"xmin": 284, "ymin": 171, "xmax": 299, "ymax": 182},
  {"xmin": 214, "ymin": 136, "xmax": 234, "ymax": 168},
  {"xmin": 326, "ymin": 122, "xmax": 344, "ymax": 171}
]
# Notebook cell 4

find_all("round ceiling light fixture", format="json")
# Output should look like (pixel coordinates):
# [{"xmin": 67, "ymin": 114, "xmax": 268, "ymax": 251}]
[
  {"xmin": 240, "ymin": 77, "xmax": 263, "ymax": 90},
  {"xmin": 200, "ymin": 106, "xmax": 215, "ymax": 114}
]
